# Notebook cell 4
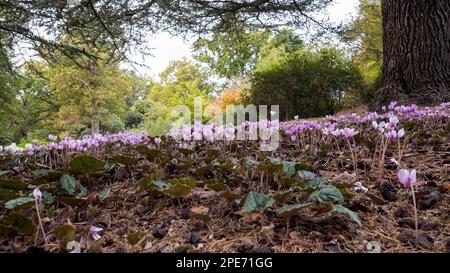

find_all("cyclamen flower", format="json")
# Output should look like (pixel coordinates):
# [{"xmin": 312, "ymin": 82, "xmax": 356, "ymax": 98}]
[
  {"xmin": 354, "ymin": 182, "xmax": 368, "ymax": 193},
  {"xmin": 154, "ymin": 137, "xmax": 162, "ymax": 145},
  {"xmin": 388, "ymin": 116, "xmax": 399, "ymax": 128},
  {"xmin": 389, "ymin": 158, "xmax": 400, "ymax": 166},
  {"xmin": 294, "ymin": 115, "xmax": 299, "ymax": 120},
  {"xmin": 388, "ymin": 101, "xmax": 398, "ymax": 110},
  {"xmin": 341, "ymin": 128, "xmax": 359, "ymax": 138},
  {"xmin": 178, "ymin": 142, "xmax": 188, "ymax": 149},
  {"xmin": 398, "ymin": 169, "xmax": 417, "ymax": 188},
  {"xmin": 385, "ymin": 128, "xmax": 405, "ymax": 140},
  {"xmin": 33, "ymin": 188, "xmax": 42, "ymax": 205},
  {"xmin": 89, "ymin": 226, "xmax": 103, "ymax": 241},
  {"xmin": 48, "ymin": 135, "xmax": 57, "ymax": 142},
  {"xmin": 24, "ymin": 143, "xmax": 33, "ymax": 151},
  {"xmin": 372, "ymin": 121, "xmax": 387, "ymax": 133}
]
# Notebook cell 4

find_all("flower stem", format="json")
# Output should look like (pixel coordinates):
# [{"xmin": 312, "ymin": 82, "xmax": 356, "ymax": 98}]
[
  {"xmin": 410, "ymin": 184, "xmax": 419, "ymax": 247},
  {"xmin": 35, "ymin": 200, "xmax": 49, "ymax": 248}
]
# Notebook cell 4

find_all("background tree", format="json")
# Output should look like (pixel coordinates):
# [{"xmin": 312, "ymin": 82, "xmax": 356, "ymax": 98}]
[
  {"xmin": 345, "ymin": 0, "xmax": 382, "ymax": 103},
  {"xmin": 134, "ymin": 59, "xmax": 216, "ymax": 135},
  {"xmin": 46, "ymin": 56, "xmax": 134, "ymax": 136},
  {"xmin": 193, "ymin": 25, "xmax": 270, "ymax": 80},
  {"xmin": 0, "ymin": 0, "xmax": 333, "ymax": 68},
  {"xmin": 247, "ymin": 45, "xmax": 362, "ymax": 120},
  {"xmin": 0, "ymin": 62, "xmax": 58, "ymax": 143}
]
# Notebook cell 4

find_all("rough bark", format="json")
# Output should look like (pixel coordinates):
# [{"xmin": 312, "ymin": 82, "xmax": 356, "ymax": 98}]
[{"xmin": 371, "ymin": 0, "xmax": 450, "ymax": 110}]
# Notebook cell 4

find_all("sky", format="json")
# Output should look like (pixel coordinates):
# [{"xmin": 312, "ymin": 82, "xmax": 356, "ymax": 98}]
[{"xmin": 126, "ymin": 0, "xmax": 360, "ymax": 78}]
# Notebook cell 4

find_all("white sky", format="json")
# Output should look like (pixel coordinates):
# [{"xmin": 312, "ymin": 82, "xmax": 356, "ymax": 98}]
[{"xmin": 128, "ymin": 0, "xmax": 359, "ymax": 77}]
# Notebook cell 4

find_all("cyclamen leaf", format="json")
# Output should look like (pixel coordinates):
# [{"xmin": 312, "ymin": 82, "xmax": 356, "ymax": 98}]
[
  {"xmin": 69, "ymin": 156, "xmax": 105, "ymax": 173},
  {"xmin": 0, "ymin": 180, "xmax": 29, "ymax": 191},
  {"xmin": 243, "ymin": 192, "xmax": 274, "ymax": 213},
  {"xmin": 163, "ymin": 184, "xmax": 192, "ymax": 198},
  {"xmin": 60, "ymin": 174, "xmax": 77, "ymax": 195},
  {"xmin": 0, "ymin": 213, "xmax": 36, "ymax": 236},
  {"xmin": 311, "ymin": 185, "xmax": 343, "ymax": 203},
  {"xmin": 98, "ymin": 188, "xmax": 111, "ymax": 200},
  {"xmin": 5, "ymin": 197, "xmax": 35, "ymax": 209},
  {"xmin": 298, "ymin": 170, "xmax": 316, "ymax": 180},
  {"xmin": 0, "ymin": 189, "xmax": 19, "ymax": 201},
  {"xmin": 277, "ymin": 203, "xmax": 313, "ymax": 218},
  {"xmin": 332, "ymin": 204, "xmax": 362, "ymax": 226},
  {"xmin": 112, "ymin": 155, "xmax": 138, "ymax": 166}
]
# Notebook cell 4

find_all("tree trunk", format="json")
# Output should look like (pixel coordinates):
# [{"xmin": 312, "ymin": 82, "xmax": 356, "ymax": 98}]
[
  {"xmin": 91, "ymin": 112, "xmax": 100, "ymax": 135},
  {"xmin": 371, "ymin": 0, "xmax": 450, "ymax": 110}
]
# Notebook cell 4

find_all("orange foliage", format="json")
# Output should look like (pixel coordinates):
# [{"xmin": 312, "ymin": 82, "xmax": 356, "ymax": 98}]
[{"xmin": 214, "ymin": 88, "xmax": 243, "ymax": 109}]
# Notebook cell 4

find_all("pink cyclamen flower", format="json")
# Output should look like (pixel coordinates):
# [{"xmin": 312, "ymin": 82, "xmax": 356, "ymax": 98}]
[
  {"xmin": 342, "ymin": 128, "xmax": 359, "ymax": 138},
  {"xmin": 48, "ymin": 135, "xmax": 57, "ymax": 142},
  {"xmin": 154, "ymin": 137, "xmax": 162, "ymax": 145},
  {"xmin": 354, "ymin": 182, "xmax": 368, "ymax": 193},
  {"xmin": 33, "ymin": 188, "xmax": 42, "ymax": 204},
  {"xmin": 89, "ymin": 226, "xmax": 103, "ymax": 241},
  {"xmin": 398, "ymin": 169, "xmax": 417, "ymax": 188},
  {"xmin": 389, "ymin": 158, "xmax": 400, "ymax": 166}
]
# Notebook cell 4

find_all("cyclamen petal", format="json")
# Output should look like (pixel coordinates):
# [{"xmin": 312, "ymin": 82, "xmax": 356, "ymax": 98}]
[
  {"xmin": 398, "ymin": 169, "xmax": 417, "ymax": 188},
  {"xmin": 33, "ymin": 188, "xmax": 42, "ymax": 204}
]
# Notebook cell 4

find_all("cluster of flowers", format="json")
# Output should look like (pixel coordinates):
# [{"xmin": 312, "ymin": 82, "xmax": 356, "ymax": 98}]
[
  {"xmin": 283, "ymin": 102, "xmax": 449, "ymax": 142},
  {"xmin": 0, "ymin": 132, "xmax": 153, "ymax": 156},
  {"xmin": 167, "ymin": 120, "xmax": 279, "ymax": 142},
  {"xmin": 0, "ymin": 102, "xmax": 448, "ymax": 156}
]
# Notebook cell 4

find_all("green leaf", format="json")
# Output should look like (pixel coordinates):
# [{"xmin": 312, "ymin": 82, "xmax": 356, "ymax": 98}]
[
  {"xmin": 229, "ymin": 157, "xmax": 240, "ymax": 166},
  {"xmin": 220, "ymin": 191, "xmax": 241, "ymax": 202},
  {"xmin": 206, "ymin": 182, "xmax": 227, "ymax": 192},
  {"xmin": 56, "ymin": 196, "xmax": 85, "ymax": 207},
  {"xmin": 163, "ymin": 184, "xmax": 192, "ymax": 198},
  {"xmin": 60, "ymin": 174, "xmax": 77, "ymax": 195},
  {"xmin": 69, "ymin": 156, "xmax": 105, "ymax": 173},
  {"xmin": 0, "ymin": 179, "xmax": 29, "ymax": 191},
  {"xmin": 298, "ymin": 170, "xmax": 316, "ymax": 180},
  {"xmin": 195, "ymin": 166, "xmax": 211, "ymax": 178},
  {"xmin": 244, "ymin": 158, "xmax": 259, "ymax": 168},
  {"xmin": 167, "ymin": 178, "xmax": 197, "ymax": 188},
  {"xmin": 311, "ymin": 185, "xmax": 344, "ymax": 203},
  {"xmin": 98, "ymin": 188, "xmax": 111, "ymax": 201},
  {"xmin": 0, "ymin": 189, "xmax": 19, "ymax": 201},
  {"xmin": 137, "ymin": 172, "xmax": 165, "ymax": 190},
  {"xmin": 42, "ymin": 191, "xmax": 55, "ymax": 205},
  {"xmin": 135, "ymin": 146, "xmax": 161, "ymax": 161},
  {"xmin": 128, "ymin": 231, "xmax": 146, "ymax": 246},
  {"xmin": 332, "ymin": 204, "xmax": 362, "ymax": 226},
  {"xmin": 32, "ymin": 169, "xmax": 50, "ymax": 176},
  {"xmin": 305, "ymin": 177, "xmax": 328, "ymax": 189},
  {"xmin": 277, "ymin": 203, "xmax": 313, "ymax": 218},
  {"xmin": 281, "ymin": 161, "xmax": 296, "ymax": 178},
  {"xmin": 152, "ymin": 180, "xmax": 170, "ymax": 191},
  {"xmin": 206, "ymin": 149, "xmax": 220, "ymax": 157},
  {"xmin": 5, "ymin": 197, "xmax": 35, "ymax": 209},
  {"xmin": 0, "ymin": 213, "xmax": 36, "ymax": 237},
  {"xmin": 112, "ymin": 155, "xmax": 138, "ymax": 166},
  {"xmin": 273, "ymin": 190, "xmax": 292, "ymax": 204},
  {"xmin": 54, "ymin": 224, "xmax": 75, "ymax": 246},
  {"xmin": 243, "ymin": 191, "xmax": 274, "ymax": 213},
  {"xmin": 30, "ymin": 171, "xmax": 64, "ymax": 185},
  {"xmin": 178, "ymin": 148, "xmax": 194, "ymax": 156}
]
